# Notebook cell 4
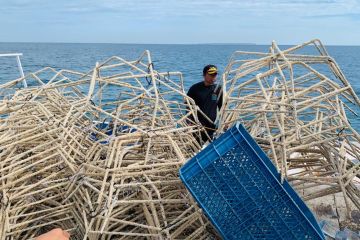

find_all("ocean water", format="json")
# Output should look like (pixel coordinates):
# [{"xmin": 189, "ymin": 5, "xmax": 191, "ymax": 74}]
[{"xmin": 0, "ymin": 42, "xmax": 359, "ymax": 130}]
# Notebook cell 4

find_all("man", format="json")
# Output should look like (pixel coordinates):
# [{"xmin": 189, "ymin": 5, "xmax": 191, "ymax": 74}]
[{"xmin": 187, "ymin": 65, "xmax": 223, "ymax": 143}]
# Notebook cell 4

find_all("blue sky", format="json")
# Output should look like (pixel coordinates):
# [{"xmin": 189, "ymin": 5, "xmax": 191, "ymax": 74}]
[{"xmin": 1, "ymin": 0, "xmax": 360, "ymax": 45}]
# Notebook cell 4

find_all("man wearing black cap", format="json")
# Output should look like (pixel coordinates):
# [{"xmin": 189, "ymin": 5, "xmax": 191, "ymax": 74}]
[{"xmin": 187, "ymin": 65, "xmax": 223, "ymax": 143}]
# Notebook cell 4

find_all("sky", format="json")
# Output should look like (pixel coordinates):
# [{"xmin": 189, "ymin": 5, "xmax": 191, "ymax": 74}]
[{"xmin": 0, "ymin": 0, "xmax": 360, "ymax": 45}]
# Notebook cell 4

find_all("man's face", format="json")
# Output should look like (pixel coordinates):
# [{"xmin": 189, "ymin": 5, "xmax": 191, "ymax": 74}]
[{"xmin": 204, "ymin": 73, "xmax": 217, "ymax": 86}]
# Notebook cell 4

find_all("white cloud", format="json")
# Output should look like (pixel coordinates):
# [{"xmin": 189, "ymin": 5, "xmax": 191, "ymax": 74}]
[
  {"xmin": 1, "ymin": 0, "xmax": 359, "ymax": 18},
  {"xmin": 1, "ymin": 0, "xmax": 359, "ymax": 44}
]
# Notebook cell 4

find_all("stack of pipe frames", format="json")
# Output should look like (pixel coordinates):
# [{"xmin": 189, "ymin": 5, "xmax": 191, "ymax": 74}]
[{"xmin": 0, "ymin": 39, "xmax": 359, "ymax": 239}]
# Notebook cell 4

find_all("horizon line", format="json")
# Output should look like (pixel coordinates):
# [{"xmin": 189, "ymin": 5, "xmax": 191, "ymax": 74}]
[{"xmin": 0, "ymin": 41, "xmax": 360, "ymax": 47}]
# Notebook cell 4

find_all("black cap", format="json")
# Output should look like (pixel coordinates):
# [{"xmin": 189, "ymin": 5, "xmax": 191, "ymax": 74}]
[{"xmin": 203, "ymin": 65, "xmax": 218, "ymax": 76}]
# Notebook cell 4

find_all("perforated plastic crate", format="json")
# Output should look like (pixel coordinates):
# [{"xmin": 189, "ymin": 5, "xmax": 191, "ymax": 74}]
[{"xmin": 179, "ymin": 123, "xmax": 325, "ymax": 240}]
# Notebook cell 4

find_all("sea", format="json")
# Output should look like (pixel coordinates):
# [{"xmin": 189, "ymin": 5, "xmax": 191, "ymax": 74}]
[{"xmin": 0, "ymin": 42, "xmax": 359, "ymax": 131}]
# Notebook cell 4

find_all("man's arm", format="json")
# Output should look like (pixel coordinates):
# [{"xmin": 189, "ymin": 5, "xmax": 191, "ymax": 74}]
[
  {"xmin": 185, "ymin": 86, "xmax": 196, "ymax": 123},
  {"xmin": 217, "ymin": 85, "xmax": 223, "ymax": 109},
  {"xmin": 187, "ymin": 86, "xmax": 195, "ymax": 100},
  {"xmin": 35, "ymin": 228, "xmax": 70, "ymax": 240}
]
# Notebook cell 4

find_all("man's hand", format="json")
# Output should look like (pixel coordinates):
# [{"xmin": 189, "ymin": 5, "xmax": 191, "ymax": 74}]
[{"xmin": 35, "ymin": 228, "xmax": 70, "ymax": 240}]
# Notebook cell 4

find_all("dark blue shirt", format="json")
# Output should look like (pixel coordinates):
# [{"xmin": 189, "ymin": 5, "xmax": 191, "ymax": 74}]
[{"xmin": 187, "ymin": 81, "xmax": 223, "ymax": 130}]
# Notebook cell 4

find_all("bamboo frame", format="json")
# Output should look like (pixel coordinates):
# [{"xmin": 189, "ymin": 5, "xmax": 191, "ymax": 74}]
[
  {"xmin": 217, "ymin": 39, "xmax": 360, "ymax": 227},
  {"xmin": 0, "ymin": 51, "xmax": 217, "ymax": 239},
  {"xmin": 1, "ymin": 40, "xmax": 359, "ymax": 238}
]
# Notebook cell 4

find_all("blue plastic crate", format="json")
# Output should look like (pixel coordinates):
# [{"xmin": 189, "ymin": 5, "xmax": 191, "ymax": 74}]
[{"xmin": 179, "ymin": 123, "xmax": 325, "ymax": 240}]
